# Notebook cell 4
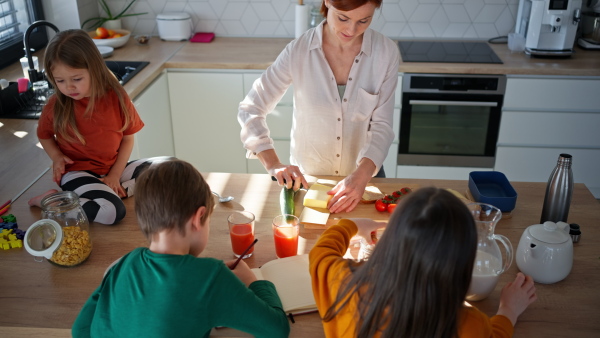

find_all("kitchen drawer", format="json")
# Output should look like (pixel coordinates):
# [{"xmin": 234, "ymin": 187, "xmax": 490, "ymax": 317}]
[
  {"xmin": 498, "ymin": 111, "xmax": 600, "ymax": 147},
  {"xmin": 495, "ymin": 146, "xmax": 600, "ymax": 198},
  {"xmin": 243, "ymin": 72, "xmax": 294, "ymax": 105},
  {"xmin": 504, "ymin": 77, "xmax": 600, "ymax": 112}
]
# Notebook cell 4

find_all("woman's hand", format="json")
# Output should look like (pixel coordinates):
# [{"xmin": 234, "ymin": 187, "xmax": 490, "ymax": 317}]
[
  {"xmin": 327, "ymin": 174, "xmax": 368, "ymax": 213},
  {"xmin": 257, "ymin": 149, "xmax": 308, "ymax": 191},
  {"xmin": 270, "ymin": 164, "xmax": 308, "ymax": 191},
  {"xmin": 99, "ymin": 174, "xmax": 126, "ymax": 197},
  {"xmin": 327, "ymin": 158, "xmax": 376, "ymax": 213},
  {"xmin": 51, "ymin": 154, "xmax": 74, "ymax": 184},
  {"xmin": 226, "ymin": 259, "xmax": 258, "ymax": 287}
]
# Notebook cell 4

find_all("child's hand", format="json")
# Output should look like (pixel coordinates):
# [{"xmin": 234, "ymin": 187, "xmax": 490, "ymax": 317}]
[
  {"xmin": 350, "ymin": 218, "xmax": 387, "ymax": 244},
  {"xmin": 51, "ymin": 155, "xmax": 73, "ymax": 184},
  {"xmin": 496, "ymin": 272, "xmax": 537, "ymax": 326},
  {"xmin": 226, "ymin": 259, "xmax": 258, "ymax": 287},
  {"xmin": 99, "ymin": 174, "xmax": 126, "ymax": 197}
]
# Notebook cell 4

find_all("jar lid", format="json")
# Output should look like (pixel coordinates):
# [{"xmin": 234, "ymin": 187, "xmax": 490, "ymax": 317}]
[
  {"xmin": 156, "ymin": 12, "xmax": 191, "ymax": 20},
  {"xmin": 23, "ymin": 219, "xmax": 63, "ymax": 260},
  {"xmin": 527, "ymin": 221, "xmax": 570, "ymax": 244}
]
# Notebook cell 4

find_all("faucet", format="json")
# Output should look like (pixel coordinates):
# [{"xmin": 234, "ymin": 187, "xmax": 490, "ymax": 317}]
[{"xmin": 23, "ymin": 20, "xmax": 59, "ymax": 82}]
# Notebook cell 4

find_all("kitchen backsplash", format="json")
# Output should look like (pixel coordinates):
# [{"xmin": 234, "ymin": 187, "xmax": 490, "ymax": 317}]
[{"xmin": 78, "ymin": 0, "xmax": 522, "ymax": 40}]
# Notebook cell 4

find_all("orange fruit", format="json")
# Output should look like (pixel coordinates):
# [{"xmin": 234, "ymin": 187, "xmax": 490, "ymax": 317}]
[
  {"xmin": 96, "ymin": 27, "xmax": 109, "ymax": 39},
  {"xmin": 112, "ymin": 33, "xmax": 123, "ymax": 39}
]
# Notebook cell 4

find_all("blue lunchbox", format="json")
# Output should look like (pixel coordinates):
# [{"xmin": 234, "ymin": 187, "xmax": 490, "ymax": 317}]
[{"xmin": 468, "ymin": 171, "xmax": 518, "ymax": 212}]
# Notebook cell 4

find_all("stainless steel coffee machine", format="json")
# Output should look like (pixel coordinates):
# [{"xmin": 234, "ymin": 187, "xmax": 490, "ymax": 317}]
[{"xmin": 515, "ymin": 0, "xmax": 583, "ymax": 56}]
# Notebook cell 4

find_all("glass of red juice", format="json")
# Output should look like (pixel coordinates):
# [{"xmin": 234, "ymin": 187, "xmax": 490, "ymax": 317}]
[
  {"xmin": 227, "ymin": 211, "xmax": 255, "ymax": 258},
  {"xmin": 272, "ymin": 214, "xmax": 299, "ymax": 258}
]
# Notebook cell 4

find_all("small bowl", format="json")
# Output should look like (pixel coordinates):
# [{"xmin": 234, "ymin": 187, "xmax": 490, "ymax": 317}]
[
  {"xmin": 468, "ymin": 171, "xmax": 517, "ymax": 212},
  {"xmin": 88, "ymin": 29, "xmax": 131, "ymax": 48}
]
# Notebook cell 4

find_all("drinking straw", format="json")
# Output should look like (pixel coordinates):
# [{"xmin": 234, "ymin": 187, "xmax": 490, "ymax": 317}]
[{"xmin": 230, "ymin": 239, "xmax": 258, "ymax": 270}]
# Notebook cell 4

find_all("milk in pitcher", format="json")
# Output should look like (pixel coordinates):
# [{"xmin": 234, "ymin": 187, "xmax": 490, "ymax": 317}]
[{"xmin": 466, "ymin": 250, "xmax": 502, "ymax": 301}]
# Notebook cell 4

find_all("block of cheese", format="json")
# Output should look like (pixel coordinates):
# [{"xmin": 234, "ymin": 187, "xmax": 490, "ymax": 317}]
[{"xmin": 303, "ymin": 183, "xmax": 332, "ymax": 209}]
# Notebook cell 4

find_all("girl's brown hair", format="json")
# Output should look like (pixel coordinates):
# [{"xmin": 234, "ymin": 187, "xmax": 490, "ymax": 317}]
[
  {"xmin": 320, "ymin": 0, "xmax": 382, "ymax": 18},
  {"xmin": 134, "ymin": 160, "xmax": 215, "ymax": 239},
  {"xmin": 324, "ymin": 187, "xmax": 478, "ymax": 338},
  {"xmin": 43, "ymin": 29, "xmax": 132, "ymax": 145}
]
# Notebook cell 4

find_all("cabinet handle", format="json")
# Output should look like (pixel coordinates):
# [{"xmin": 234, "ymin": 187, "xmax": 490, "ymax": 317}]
[{"xmin": 409, "ymin": 100, "xmax": 498, "ymax": 107}]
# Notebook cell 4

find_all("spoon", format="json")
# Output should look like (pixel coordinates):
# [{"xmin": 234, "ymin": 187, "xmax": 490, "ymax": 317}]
[{"xmin": 212, "ymin": 191, "xmax": 234, "ymax": 203}]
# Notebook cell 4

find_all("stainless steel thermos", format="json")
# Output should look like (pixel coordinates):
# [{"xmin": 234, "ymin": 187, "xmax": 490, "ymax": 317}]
[{"xmin": 540, "ymin": 154, "xmax": 574, "ymax": 223}]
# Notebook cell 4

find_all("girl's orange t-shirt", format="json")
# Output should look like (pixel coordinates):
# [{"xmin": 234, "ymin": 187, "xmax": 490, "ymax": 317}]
[
  {"xmin": 37, "ymin": 90, "xmax": 144, "ymax": 176},
  {"xmin": 309, "ymin": 219, "xmax": 514, "ymax": 338}
]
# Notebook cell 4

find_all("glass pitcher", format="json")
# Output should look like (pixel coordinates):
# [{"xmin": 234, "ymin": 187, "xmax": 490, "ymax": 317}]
[{"xmin": 466, "ymin": 203, "xmax": 513, "ymax": 301}]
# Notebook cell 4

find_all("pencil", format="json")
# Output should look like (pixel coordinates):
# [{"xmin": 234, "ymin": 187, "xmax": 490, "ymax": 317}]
[
  {"xmin": 0, "ymin": 200, "xmax": 10, "ymax": 210},
  {"xmin": 230, "ymin": 238, "xmax": 258, "ymax": 270}
]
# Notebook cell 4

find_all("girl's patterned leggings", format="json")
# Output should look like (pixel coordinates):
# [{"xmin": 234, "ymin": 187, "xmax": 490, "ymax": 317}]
[{"xmin": 59, "ymin": 156, "xmax": 174, "ymax": 225}]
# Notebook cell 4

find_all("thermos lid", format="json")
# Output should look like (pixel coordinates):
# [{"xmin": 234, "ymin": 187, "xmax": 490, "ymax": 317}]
[
  {"xmin": 156, "ymin": 12, "xmax": 191, "ymax": 21},
  {"xmin": 23, "ymin": 219, "xmax": 63, "ymax": 260},
  {"xmin": 528, "ymin": 221, "xmax": 570, "ymax": 244}
]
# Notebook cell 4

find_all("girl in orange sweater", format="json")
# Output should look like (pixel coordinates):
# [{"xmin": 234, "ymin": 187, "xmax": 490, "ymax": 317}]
[{"xmin": 309, "ymin": 187, "xmax": 537, "ymax": 337}]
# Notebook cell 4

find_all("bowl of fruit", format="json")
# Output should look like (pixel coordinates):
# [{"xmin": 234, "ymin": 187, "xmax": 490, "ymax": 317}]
[{"xmin": 88, "ymin": 28, "xmax": 131, "ymax": 48}]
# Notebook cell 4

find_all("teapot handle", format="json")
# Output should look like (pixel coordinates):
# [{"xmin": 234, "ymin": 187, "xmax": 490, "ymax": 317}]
[{"xmin": 493, "ymin": 234, "xmax": 513, "ymax": 274}]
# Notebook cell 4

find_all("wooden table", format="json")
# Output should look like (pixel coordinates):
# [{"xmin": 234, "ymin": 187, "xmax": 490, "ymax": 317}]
[{"xmin": 1, "ymin": 172, "xmax": 599, "ymax": 337}]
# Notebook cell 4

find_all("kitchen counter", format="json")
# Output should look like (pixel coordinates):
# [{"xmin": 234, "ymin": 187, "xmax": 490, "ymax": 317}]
[
  {"xmin": 1, "ymin": 37, "xmax": 599, "ymax": 103},
  {"xmin": 1, "ymin": 172, "xmax": 599, "ymax": 337},
  {"xmin": 0, "ymin": 37, "xmax": 185, "ymax": 100}
]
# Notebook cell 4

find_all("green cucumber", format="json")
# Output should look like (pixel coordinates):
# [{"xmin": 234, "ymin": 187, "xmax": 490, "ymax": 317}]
[{"xmin": 280, "ymin": 187, "xmax": 296, "ymax": 217}]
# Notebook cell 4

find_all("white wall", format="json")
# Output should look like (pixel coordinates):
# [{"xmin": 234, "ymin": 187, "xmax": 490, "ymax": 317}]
[{"xmin": 78, "ymin": 0, "xmax": 524, "ymax": 40}]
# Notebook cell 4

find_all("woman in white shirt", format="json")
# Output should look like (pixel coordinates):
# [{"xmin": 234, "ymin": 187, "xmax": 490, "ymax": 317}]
[{"xmin": 238, "ymin": 0, "xmax": 399, "ymax": 213}]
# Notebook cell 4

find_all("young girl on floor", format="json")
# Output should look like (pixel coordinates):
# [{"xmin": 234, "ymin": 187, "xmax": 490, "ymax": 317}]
[
  {"xmin": 29, "ymin": 29, "xmax": 171, "ymax": 225},
  {"xmin": 309, "ymin": 187, "xmax": 537, "ymax": 338}
]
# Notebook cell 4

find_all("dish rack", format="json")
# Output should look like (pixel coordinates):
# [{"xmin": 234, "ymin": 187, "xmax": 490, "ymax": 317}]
[{"xmin": 0, "ymin": 80, "xmax": 53, "ymax": 119}]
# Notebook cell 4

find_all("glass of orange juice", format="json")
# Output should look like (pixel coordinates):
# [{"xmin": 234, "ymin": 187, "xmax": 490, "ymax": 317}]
[
  {"xmin": 272, "ymin": 214, "xmax": 299, "ymax": 259},
  {"xmin": 227, "ymin": 211, "xmax": 255, "ymax": 258}
]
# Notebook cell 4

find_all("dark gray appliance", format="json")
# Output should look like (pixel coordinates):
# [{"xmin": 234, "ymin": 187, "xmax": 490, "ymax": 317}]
[
  {"xmin": 398, "ymin": 73, "xmax": 506, "ymax": 168},
  {"xmin": 398, "ymin": 41, "xmax": 503, "ymax": 64}
]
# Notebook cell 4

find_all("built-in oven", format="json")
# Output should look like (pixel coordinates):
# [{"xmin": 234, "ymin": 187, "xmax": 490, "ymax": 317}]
[{"xmin": 398, "ymin": 73, "xmax": 506, "ymax": 168}]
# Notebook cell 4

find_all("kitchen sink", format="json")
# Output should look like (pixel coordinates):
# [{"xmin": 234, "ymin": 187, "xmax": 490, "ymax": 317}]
[
  {"xmin": 105, "ymin": 61, "xmax": 149, "ymax": 85},
  {"xmin": 0, "ymin": 61, "xmax": 149, "ymax": 119}
]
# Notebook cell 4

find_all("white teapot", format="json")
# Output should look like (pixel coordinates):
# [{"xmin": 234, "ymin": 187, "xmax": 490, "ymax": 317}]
[{"xmin": 516, "ymin": 221, "xmax": 573, "ymax": 284}]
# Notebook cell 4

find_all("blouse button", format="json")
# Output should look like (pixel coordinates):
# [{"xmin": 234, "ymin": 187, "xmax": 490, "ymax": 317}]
[
  {"xmin": 355, "ymin": 59, "xmax": 359, "ymax": 63},
  {"xmin": 343, "ymin": 98, "xmax": 347, "ymax": 102},
  {"xmin": 336, "ymin": 154, "xmax": 340, "ymax": 157},
  {"xmin": 337, "ymin": 118, "xmax": 341, "ymax": 121},
  {"xmin": 349, "ymin": 77, "xmax": 352, "ymax": 81},
  {"xmin": 335, "ymin": 171, "xmax": 339, "ymax": 174},
  {"xmin": 337, "ymin": 136, "xmax": 340, "ymax": 140}
]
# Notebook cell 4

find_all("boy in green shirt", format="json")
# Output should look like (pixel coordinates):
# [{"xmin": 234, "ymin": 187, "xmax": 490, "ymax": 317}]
[{"xmin": 72, "ymin": 160, "xmax": 290, "ymax": 337}]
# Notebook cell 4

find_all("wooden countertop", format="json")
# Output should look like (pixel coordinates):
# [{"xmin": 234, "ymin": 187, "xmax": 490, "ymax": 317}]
[
  {"xmin": 1, "ymin": 172, "xmax": 599, "ymax": 337},
  {"xmin": 1, "ymin": 37, "xmax": 599, "ymax": 104}
]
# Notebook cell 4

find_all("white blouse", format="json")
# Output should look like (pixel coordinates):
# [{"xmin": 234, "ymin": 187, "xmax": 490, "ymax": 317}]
[{"xmin": 238, "ymin": 21, "xmax": 400, "ymax": 176}]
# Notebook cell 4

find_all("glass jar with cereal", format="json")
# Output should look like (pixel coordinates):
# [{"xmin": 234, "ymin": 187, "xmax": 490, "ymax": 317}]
[{"xmin": 23, "ymin": 191, "xmax": 92, "ymax": 267}]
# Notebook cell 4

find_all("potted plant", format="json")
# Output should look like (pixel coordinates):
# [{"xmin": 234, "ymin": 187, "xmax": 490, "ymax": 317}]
[{"xmin": 81, "ymin": 0, "xmax": 147, "ymax": 30}]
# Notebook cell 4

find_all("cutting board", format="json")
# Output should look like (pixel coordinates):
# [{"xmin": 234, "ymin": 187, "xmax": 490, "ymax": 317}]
[{"xmin": 298, "ymin": 180, "xmax": 421, "ymax": 229}]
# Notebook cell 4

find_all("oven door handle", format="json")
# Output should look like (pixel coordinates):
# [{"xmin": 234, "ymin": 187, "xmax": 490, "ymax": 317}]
[{"xmin": 409, "ymin": 100, "xmax": 498, "ymax": 107}]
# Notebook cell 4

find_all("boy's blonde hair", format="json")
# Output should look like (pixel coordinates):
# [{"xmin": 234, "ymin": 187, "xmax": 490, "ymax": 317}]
[
  {"xmin": 134, "ymin": 160, "xmax": 215, "ymax": 239},
  {"xmin": 43, "ymin": 29, "xmax": 133, "ymax": 145}
]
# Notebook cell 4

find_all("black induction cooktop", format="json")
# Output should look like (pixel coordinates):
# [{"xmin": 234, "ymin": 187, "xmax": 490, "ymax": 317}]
[{"xmin": 398, "ymin": 41, "xmax": 503, "ymax": 64}]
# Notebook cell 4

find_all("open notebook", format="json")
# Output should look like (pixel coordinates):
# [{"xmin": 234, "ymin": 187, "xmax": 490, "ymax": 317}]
[{"xmin": 252, "ymin": 254, "xmax": 317, "ymax": 315}]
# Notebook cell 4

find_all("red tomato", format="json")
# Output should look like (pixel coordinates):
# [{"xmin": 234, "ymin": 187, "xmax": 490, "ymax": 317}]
[
  {"xmin": 375, "ymin": 199, "xmax": 387, "ymax": 212},
  {"xmin": 400, "ymin": 187, "xmax": 412, "ymax": 195},
  {"xmin": 388, "ymin": 203, "xmax": 397, "ymax": 214},
  {"xmin": 392, "ymin": 190, "xmax": 402, "ymax": 198}
]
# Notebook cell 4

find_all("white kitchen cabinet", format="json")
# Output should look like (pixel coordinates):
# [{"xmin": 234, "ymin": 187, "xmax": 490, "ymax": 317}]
[
  {"xmin": 131, "ymin": 72, "xmax": 175, "ymax": 160},
  {"xmin": 496, "ymin": 76, "xmax": 600, "ymax": 198},
  {"xmin": 168, "ymin": 70, "xmax": 247, "ymax": 173}
]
